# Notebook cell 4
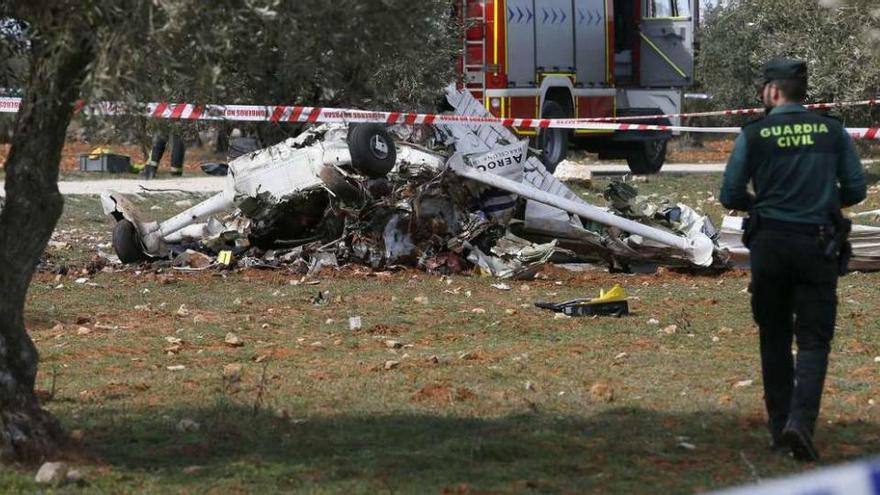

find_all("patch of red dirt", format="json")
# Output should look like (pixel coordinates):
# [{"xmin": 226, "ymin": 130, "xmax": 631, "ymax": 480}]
[{"xmin": 668, "ymin": 138, "xmax": 735, "ymax": 163}]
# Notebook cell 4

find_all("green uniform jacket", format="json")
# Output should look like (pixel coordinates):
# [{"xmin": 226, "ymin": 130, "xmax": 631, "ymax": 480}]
[{"xmin": 720, "ymin": 104, "xmax": 866, "ymax": 224}]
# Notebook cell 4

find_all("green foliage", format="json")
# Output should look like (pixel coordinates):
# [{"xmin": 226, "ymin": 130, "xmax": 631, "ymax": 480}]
[
  {"xmin": 3, "ymin": 1, "xmax": 459, "ymax": 141},
  {"xmin": 0, "ymin": 16, "xmax": 29, "ymax": 85},
  {"xmin": 697, "ymin": 0, "xmax": 880, "ymax": 125},
  {"xmin": 89, "ymin": 0, "xmax": 458, "ymax": 111}
]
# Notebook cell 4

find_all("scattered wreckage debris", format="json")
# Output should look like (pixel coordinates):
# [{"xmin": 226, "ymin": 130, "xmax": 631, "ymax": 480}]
[
  {"xmin": 101, "ymin": 88, "xmax": 725, "ymax": 277},
  {"xmin": 719, "ymin": 215, "xmax": 880, "ymax": 272},
  {"xmin": 535, "ymin": 284, "xmax": 630, "ymax": 317}
]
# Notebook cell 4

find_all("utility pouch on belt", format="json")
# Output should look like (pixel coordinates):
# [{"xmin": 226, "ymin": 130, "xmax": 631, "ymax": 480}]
[
  {"xmin": 741, "ymin": 213, "xmax": 759, "ymax": 248},
  {"xmin": 825, "ymin": 210, "xmax": 852, "ymax": 276}
]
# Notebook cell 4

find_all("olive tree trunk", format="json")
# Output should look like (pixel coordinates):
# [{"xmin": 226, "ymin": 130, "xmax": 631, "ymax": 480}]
[{"xmin": 0, "ymin": 28, "xmax": 95, "ymax": 461}]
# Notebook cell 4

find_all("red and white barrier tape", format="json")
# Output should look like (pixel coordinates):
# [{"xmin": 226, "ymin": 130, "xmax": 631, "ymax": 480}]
[
  {"xmin": 0, "ymin": 97, "xmax": 18, "ymax": 113},
  {"xmin": 581, "ymin": 98, "xmax": 880, "ymax": 122},
  {"xmin": 847, "ymin": 128, "xmax": 880, "ymax": 140},
  {"xmin": 2, "ymin": 96, "xmax": 879, "ymax": 139}
]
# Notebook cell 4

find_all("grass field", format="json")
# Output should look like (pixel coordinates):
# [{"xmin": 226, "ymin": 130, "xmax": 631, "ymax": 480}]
[{"xmin": 3, "ymin": 170, "xmax": 880, "ymax": 493}]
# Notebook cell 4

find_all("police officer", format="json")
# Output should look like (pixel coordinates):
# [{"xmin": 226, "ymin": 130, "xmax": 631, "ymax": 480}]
[{"xmin": 720, "ymin": 59, "xmax": 866, "ymax": 461}]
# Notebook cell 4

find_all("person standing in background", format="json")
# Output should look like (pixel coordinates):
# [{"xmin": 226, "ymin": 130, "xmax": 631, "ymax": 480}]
[{"xmin": 140, "ymin": 132, "xmax": 185, "ymax": 179}]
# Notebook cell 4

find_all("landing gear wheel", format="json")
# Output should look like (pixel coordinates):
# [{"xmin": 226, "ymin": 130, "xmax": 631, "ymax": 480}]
[
  {"xmin": 535, "ymin": 100, "xmax": 569, "ymax": 174},
  {"xmin": 112, "ymin": 219, "xmax": 148, "ymax": 264},
  {"xmin": 348, "ymin": 124, "xmax": 397, "ymax": 178},
  {"xmin": 626, "ymin": 139, "xmax": 667, "ymax": 175}
]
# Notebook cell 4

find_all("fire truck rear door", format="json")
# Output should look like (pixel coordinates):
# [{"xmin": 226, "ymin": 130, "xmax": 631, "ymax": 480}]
[
  {"xmin": 574, "ymin": 0, "xmax": 609, "ymax": 85},
  {"xmin": 639, "ymin": 0, "xmax": 694, "ymax": 87},
  {"xmin": 507, "ymin": 0, "xmax": 537, "ymax": 86},
  {"xmin": 535, "ymin": 0, "xmax": 575, "ymax": 73}
]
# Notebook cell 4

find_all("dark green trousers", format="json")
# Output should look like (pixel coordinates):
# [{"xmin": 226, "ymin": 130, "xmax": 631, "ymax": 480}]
[{"xmin": 749, "ymin": 228, "xmax": 838, "ymax": 437}]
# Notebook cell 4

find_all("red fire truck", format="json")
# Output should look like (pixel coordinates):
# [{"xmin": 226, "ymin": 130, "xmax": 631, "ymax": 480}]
[{"xmin": 457, "ymin": 0, "xmax": 697, "ymax": 173}]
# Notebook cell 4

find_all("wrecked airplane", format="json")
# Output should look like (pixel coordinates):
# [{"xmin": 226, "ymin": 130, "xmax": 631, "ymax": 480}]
[{"xmin": 102, "ymin": 88, "xmax": 723, "ymax": 277}]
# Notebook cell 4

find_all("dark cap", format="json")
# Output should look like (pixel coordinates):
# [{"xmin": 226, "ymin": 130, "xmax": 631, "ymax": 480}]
[{"xmin": 759, "ymin": 58, "xmax": 808, "ymax": 85}]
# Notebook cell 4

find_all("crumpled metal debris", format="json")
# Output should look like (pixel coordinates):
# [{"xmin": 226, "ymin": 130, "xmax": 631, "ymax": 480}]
[
  {"xmin": 598, "ymin": 181, "xmax": 724, "ymax": 268},
  {"xmin": 466, "ymin": 233, "xmax": 570, "ymax": 279},
  {"xmin": 718, "ymin": 215, "xmax": 880, "ymax": 272},
  {"xmin": 102, "ymin": 88, "xmax": 725, "ymax": 275},
  {"xmin": 848, "ymin": 225, "xmax": 880, "ymax": 271}
]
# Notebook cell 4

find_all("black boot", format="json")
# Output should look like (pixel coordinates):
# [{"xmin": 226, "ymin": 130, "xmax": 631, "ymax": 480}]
[
  {"xmin": 139, "ymin": 163, "xmax": 157, "ymax": 180},
  {"xmin": 769, "ymin": 421, "xmax": 788, "ymax": 453},
  {"xmin": 782, "ymin": 418, "xmax": 819, "ymax": 462},
  {"xmin": 767, "ymin": 411, "xmax": 791, "ymax": 453},
  {"xmin": 759, "ymin": 331, "xmax": 793, "ymax": 453},
  {"xmin": 784, "ymin": 349, "xmax": 829, "ymax": 462}
]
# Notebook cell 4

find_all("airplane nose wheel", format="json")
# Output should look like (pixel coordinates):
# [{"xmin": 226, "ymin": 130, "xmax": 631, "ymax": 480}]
[{"xmin": 348, "ymin": 124, "xmax": 397, "ymax": 178}]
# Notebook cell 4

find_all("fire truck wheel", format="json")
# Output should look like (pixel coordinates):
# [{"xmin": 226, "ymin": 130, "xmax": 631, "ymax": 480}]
[
  {"xmin": 112, "ymin": 219, "xmax": 148, "ymax": 264},
  {"xmin": 626, "ymin": 139, "xmax": 668, "ymax": 175},
  {"xmin": 536, "ymin": 100, "xmax": 569, "ymax": 173},
  {"xmin": 348, "ymin": 124, "xmax": 397, "ymax": 178}
]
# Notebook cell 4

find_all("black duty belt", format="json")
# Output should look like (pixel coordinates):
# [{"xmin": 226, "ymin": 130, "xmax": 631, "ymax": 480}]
[{"xmin": 761, "ymin": 217, "xmax": 830, "ymax": 235}]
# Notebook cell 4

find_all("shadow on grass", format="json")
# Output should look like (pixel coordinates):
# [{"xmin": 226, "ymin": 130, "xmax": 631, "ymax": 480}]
[{"xmin": 71, "ymin": 402, "xmax": 880, "ymax": 493}]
